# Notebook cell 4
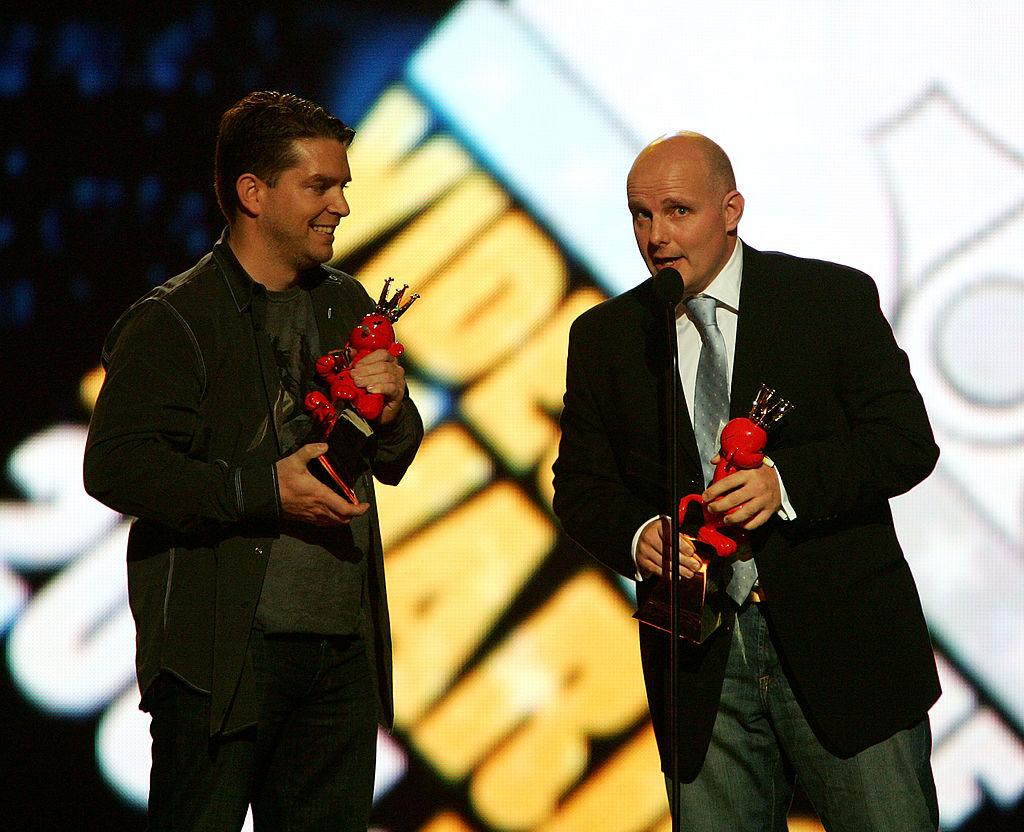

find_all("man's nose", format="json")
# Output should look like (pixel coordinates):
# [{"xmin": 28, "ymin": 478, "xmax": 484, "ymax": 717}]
[
  {"xmin": 329, "ymin": 189, "xmax": 350, "ymax": 218},
  {"xmin": 649, "ymin": 214, "xmax": 669, "ymax": 246}
]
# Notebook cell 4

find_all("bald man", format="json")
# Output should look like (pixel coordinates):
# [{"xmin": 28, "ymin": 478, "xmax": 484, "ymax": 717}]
[{"xmin": 553, "ymin": 133, "xmax": 941, "ymax": 830}]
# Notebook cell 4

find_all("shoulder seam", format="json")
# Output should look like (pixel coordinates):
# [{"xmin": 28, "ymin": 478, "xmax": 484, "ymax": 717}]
[{"xmin": 149, "ymin": 296, "xmax": 208, "ymax": 394}]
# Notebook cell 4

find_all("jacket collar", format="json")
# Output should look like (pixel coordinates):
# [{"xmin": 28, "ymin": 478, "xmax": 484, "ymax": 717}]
[
  {"xmin": 211, "ymin": 229, "xmax": 260, "ymax": 313},
  {"xmin": 211, "ymin": 227, "xmax": 329, "ymax": 313}
]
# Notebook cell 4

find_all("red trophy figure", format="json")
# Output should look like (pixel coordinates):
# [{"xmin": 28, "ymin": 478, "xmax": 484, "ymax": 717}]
[
  {"xmin": 635, "ymin": 384, "xmax": 793, "ymax": 642},
  {"xmin": 303, "ymin": 278, "xmax": 419, "ymax": 502}
]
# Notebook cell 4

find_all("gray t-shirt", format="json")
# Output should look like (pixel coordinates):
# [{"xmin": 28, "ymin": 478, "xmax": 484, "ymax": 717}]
[{"xmin": 254, "ymin": 285, "xmax": 366, "ymax": 635}]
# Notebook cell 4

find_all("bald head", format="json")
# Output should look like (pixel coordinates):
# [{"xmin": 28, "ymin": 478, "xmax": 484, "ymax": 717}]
[
  {"xmin": 626, "ymin": 131, "xmax": 744, "ymax": 292},
  {"xmin": 630, "ymin": 132, "xmax": 737, "ymax": 198}
]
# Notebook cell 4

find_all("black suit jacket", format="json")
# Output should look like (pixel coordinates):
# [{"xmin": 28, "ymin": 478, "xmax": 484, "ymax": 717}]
[{"xmin": 552, "ymin": 243, "xmax": 940, "ymax": 781}]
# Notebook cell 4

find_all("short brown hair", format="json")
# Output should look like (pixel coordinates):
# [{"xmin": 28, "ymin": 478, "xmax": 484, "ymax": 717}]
[{"xmin": 215, "ymin": 91, "xmax": 355, "ymax": 220}]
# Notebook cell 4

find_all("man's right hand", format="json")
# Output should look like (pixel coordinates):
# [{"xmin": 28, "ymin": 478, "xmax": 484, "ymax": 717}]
[
  {"xmin": 636, "ymin": 516, "xmax": 704, "ymax": 579},
  {"xmin": 276, "ymin": 444, "xmax": 370, "ymax": 526}
]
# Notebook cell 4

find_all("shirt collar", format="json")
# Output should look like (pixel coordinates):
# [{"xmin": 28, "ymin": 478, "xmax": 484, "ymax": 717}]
[{"xmin": 698, "ymin": 237, "xmax": 743, "ymax": 313}]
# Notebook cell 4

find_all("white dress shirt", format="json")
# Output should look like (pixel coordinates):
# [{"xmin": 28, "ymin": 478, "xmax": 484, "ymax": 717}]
[{"xmin": 630, "ymin": 240, "xmax": 795, "ymax": 578}]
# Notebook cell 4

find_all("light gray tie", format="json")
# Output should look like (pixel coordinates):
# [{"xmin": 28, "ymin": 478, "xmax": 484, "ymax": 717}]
[{"xmin": 686, "ymin": 294, "xmax": 758, "ymax": 604}]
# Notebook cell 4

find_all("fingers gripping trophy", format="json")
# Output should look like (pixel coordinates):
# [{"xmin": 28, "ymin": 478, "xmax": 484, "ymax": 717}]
[
  {"xmin": 303, "ymin": 278, "xmax": 419, "ymax": 502},
  {"xmin": 635, "ymin": 384, "xmax": 792, "ymax": 642}
]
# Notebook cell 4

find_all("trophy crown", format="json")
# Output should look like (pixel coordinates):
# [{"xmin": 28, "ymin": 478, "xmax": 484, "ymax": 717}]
[
  {"xmin": 374, "ymin": 277, "xmax": 420, "ymax": 322},
  {"xmin": 748, "ymin": 384, "xmax": 794, "ymax": 429}
]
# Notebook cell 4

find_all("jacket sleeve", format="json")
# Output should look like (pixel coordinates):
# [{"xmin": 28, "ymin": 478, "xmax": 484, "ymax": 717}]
[
  {"xmin": 371, "ymin": 395, "xmax": 424, "ymax": 486},
  {"xmin": 768, "ymin": 269, "xmax": 939, "ymax": 524},
  {"xmin": 83, "ymin": 299, "xmax": 279, "ymax": 535},
  {"xmin": 552, "ymin": 317, "xmax": 662, "ymax": 580}
]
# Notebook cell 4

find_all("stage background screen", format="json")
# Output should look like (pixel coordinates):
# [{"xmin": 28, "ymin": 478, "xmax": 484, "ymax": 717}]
[{"xmin": 2, "ymin": 2, "xmax": 1023, "ymax": 830}]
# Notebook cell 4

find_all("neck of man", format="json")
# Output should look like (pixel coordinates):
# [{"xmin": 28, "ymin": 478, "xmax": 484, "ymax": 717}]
[{"xmin": 228, "ymin": 222, "xmax": 302, "ymax": 293}]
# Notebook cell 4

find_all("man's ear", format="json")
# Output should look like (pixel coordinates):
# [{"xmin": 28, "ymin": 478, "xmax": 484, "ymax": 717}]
[
  {"xmin": 235, "ymin": 173, "xmax": 264, "ymax": 218},
  {"xmin": 723, "ymin": 189, "xmax": 744, "ymax": 232}
]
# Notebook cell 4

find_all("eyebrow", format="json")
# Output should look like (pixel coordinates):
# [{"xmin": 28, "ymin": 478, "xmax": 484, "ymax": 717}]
[{"xmin": 304, "ymin": 173, "xmax": 345, "ymax": 187}]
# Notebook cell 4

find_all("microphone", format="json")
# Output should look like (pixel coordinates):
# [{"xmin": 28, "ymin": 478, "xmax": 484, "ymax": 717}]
[{"xmin": 652, "ymin": 267, "xmax": 684, "ymax": 306}]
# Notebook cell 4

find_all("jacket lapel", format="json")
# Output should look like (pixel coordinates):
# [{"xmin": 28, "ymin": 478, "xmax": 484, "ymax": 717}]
[{"xmin": 731, "ymin": 243, "xmax": 776, "ymax": 419}]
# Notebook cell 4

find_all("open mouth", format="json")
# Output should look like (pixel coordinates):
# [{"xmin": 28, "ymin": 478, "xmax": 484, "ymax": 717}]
[
  {"xmin": 653, "ymin": 255, "xmax": 683, "ymax": 269},
  {"xmin": 311, "ymin": 224, "xmax": 336, "ymax": 236}
]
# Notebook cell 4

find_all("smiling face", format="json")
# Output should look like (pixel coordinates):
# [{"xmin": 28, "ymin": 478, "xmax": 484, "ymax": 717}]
[
  {"xmin": 257, "ymin": 136, "xmax": 351, "ymax": 277},
  {"xmin": 626, "ymin": 134, "xmax": 744, "ymax": 297}
]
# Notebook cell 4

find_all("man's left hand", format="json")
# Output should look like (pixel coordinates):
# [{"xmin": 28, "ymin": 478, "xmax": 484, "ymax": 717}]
[
  {"xmin": 349, "ymin": 348, "xmax": 406, "ymax": 425},
  {"xmin": 702, "ymin": 456, "xmax": 781, "ymax": 530}
]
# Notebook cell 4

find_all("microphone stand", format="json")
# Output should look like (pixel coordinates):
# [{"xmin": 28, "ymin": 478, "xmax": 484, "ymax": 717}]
[
  {"xmin": 665, "ymin": 298, "xmax": 681, "ymax": 832},
  {"xmin": 649, "ymin": 266, "xmax": 684, "ymax": 829}
]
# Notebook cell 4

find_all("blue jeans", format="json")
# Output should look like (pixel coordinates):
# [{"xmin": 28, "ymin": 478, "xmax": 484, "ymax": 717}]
[
  {"xmin": 147, "ymin": 630, "xmax": 378, "ymax": 832},
  {"xmin": 669, "ymin": 603, "xmax": 939, "ymax": 831}
]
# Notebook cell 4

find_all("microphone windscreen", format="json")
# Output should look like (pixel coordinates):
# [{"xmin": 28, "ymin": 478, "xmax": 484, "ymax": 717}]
[{"xmin": 652, "ymin": 267, "xmax": 684, "ymax": 306}]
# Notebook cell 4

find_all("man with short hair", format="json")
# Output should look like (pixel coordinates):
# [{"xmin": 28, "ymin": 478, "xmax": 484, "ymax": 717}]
[
  {"xmin": 84, "ymin": 91, "xmax": 423, "ymax": 831},
  {"xmin": 552, "ymin": 132, "xmax": 941, "ymax": 830}
]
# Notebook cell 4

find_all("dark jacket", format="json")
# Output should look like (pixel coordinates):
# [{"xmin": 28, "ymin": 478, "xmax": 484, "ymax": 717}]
[
  {"xmin": 552, "ymin": 244, "xmax": 940, "ymax": 780},
  {"xmin": 84, "ymin": 233, "xmax": 422, "ymax": 735}
]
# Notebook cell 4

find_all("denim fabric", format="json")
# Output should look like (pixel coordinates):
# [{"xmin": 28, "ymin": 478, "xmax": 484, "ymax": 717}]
[
  {"xmin": 669, "ymin": 603, "xmax": 939, "ymax": 831},
  {"xmin": 147, "ymin": 630, "xmax": 377, "ymax": 832}
]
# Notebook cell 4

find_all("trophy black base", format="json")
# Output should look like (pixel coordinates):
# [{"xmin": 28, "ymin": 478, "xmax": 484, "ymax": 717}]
[
  {"xmin": 634, "ymin": 540, "xmax": 724, "ymax": 643},
  {"xmin": 308, "ymin": 409, "xmax": 373, "ymax": 503}
]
